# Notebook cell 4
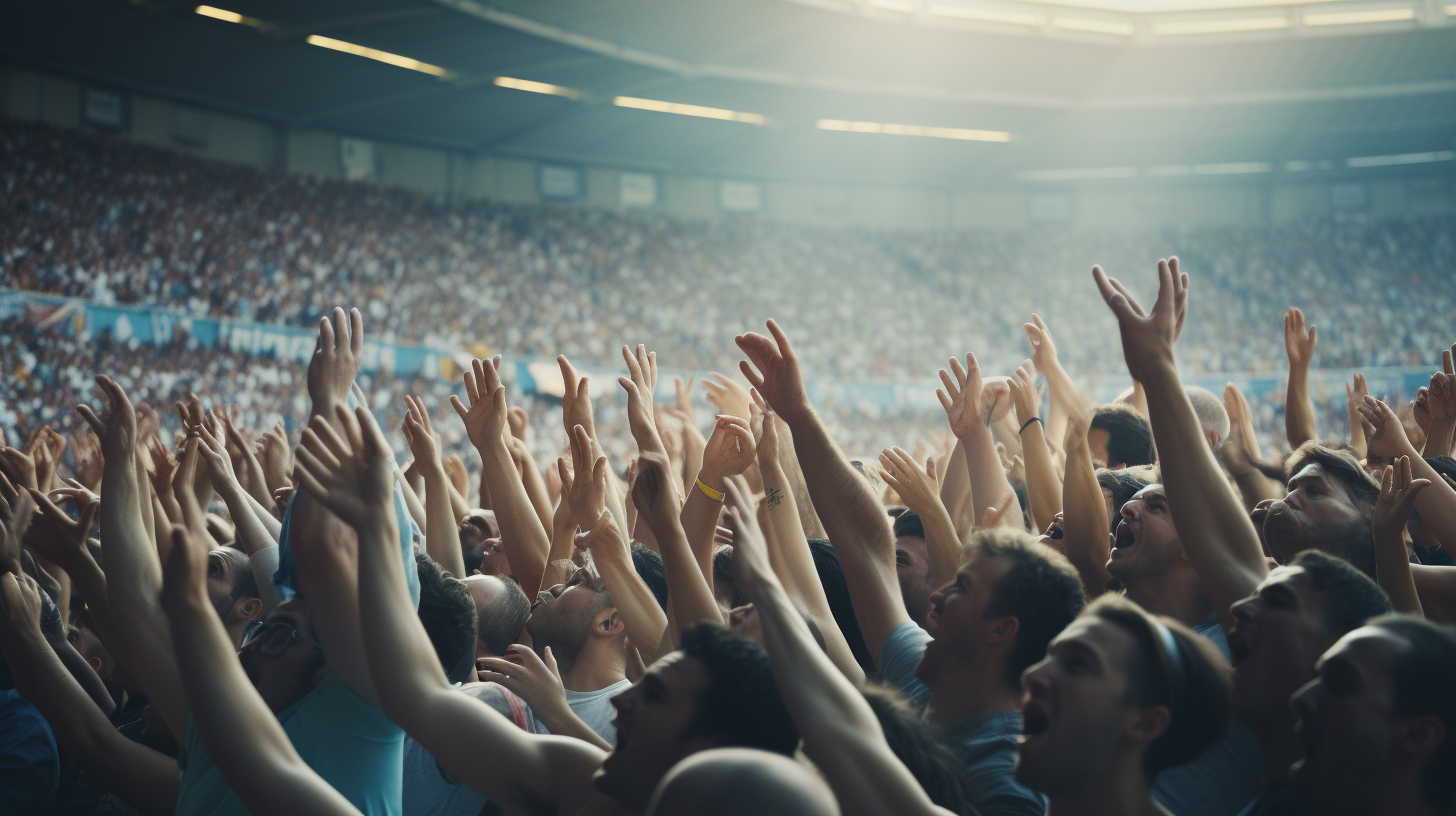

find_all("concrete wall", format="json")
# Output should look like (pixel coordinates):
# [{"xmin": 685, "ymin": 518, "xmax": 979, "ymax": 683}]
[{"xmin": 4, "ymin": 67, "xmax": 1453, "ymax": 233}]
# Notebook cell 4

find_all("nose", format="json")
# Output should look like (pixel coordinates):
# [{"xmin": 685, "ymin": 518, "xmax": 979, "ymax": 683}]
[
  {"xmin": 1290, "ymin": 677, "xmax": 1320, "ymax": 719},
  {"xmin": 1230, "ymin": 593, "xmax": 1256, "ymax": 623},
  {"xmin": 1121, "ymin": 501, "xmax": 1139, "ymax": 521},
  {"xmin": 1021, "ymin": 658, "xmax": 1053, "ymax": 691}
]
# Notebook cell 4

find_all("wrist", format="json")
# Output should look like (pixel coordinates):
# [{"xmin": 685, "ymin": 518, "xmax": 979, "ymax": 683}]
[{"xmin": 696, "ymin": 471, "xmax": 727, "ymax": 491}]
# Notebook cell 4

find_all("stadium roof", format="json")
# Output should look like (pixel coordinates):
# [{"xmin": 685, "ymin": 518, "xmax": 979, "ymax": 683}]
[{"xmin": 4, "ymin": 0, "xmax": 1455, "ymax": 187}]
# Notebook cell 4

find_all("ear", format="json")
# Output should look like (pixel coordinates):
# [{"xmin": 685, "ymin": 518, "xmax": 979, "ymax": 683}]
[
  {"xmin": 1394, "ymin": 715, "xmax": 1446, "ymax": 762},
  {"xmin": 596, "ymin": 608, "xmax": 626, "ymax": 637},
  {"xmin": 234, "ymin": 597, "xmax": 263, "ymax": 622},
  {"xmin": 87, "ymin": 655, "xmax": 104, "ymax": 674},
  {"xmin": 1127, "ymin": 704, "xmax": 1171, "ymax": 749},
  {"xmin": 1205, "ymin": 431, "xmax": 1220, "ymax": 449},
  {"xmin": 985, "ymin": 615, "xmax": 1020, "ymax": 645}
]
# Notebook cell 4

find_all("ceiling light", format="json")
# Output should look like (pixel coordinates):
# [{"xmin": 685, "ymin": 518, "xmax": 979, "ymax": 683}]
[
  {"xmin": 1147, "ymin": 165, "xmax": 1191, "ymax": 176},
  {"xmin": 1051, "ymin": 16, "xmax": 1135, "ymax": 34},
  {"xmin": 1447, "ymin": 4, "xmax": 1456, "ymax": 13},
  {"xmin": 305, "ymin": 35, "xmax": 454, "ymax": 78},
  {"xmin": 612, "ymin": 96, "xmax": 765, "ymax": 125},
  {"xmin": 1193, "ymin": 162, "xmax": 1272, "ymax": 174},
  {"xmin": 930, "ymin": 5, "xmax": 1041, "ymax": 25},
  {"xmin": 1303, "ymin": 7, "xmax": 1414, "ymax": 25},
  {"xmin": 1153, "ymin": 16, "xmax": 1288, "ymax": 34},
  {"xmin": 493, "ymin": 77, "xmax": 582, "ymax": 100},
  {"xmin": 194, "ymin": 5, "xmax": 267, "ymax": 28},
  {"xmin": 816, "ymin": 119, "xmax": 1010, "ymax": 142},
  {"xmin": 1346, "ymin": 150, "xmax": 1455, "ymax": 167},
  {"xmin": 1016, "ymin": 167, "xmax": 1139, "ymax": 181},
  {"xmin": 869, "ymin": 0, "xmax": 915, "ymax": 11}
]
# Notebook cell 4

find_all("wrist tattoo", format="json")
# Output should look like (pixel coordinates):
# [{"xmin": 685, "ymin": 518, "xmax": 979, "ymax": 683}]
[{"xmin": 766, "ymin": 486, "xmax": 783, "ymax": 511}]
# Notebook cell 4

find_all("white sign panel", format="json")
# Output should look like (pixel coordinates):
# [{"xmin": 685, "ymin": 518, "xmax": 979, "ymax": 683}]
[
  {"xmin": 540, "ymin": 165, "xmax": 582, "ymax": 200},
  {"xmin": 720, "ymin": 180, "xmax": 761, "ymax": 212},
  {"xmin": 619, "ymin": 172, "xmax": 657, "ymax": 207},
  {"xmin": 340, "ymin": 138, "xmax": 375, "ymax": 181}
]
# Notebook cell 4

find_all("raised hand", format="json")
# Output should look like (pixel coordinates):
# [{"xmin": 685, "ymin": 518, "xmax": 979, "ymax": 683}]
[
  {"xmin": 450, "ymin": 356, "xmax": 508, "ymax": 452},
  {"xmin": 23, "ymin": 487, "xmax": 97, "ymax": 571},
  {"xmin": 0, "ymin": 571, "xmax": 45, "ymax": 645},
  {"xmin": 506, "ymin": 406, "xmax": 529, "ymax": 443},
  {"xmin": 443, "ymin": 455, "xmax": 470, "ymax": 498},
  {"xmin": 0, "ymin": 447, "xmax": 38, "ymax": 492},
  {"xmin": 0, "ymin": 474, "xmax": 37, "ymax": 572},
  {"xmin": 878, "ymin": 447, "xmax": 940, "ymax": 518},
  {"xmin": 1008, "ymin": 360, "xmax": 1040, "ymax": 426},
  {"xmin": 1283, "ymin": 307, "xmax": 1317, "ymax": 369},
  {"xmin": 724, "ymin": 478, "xmax": 773, "ymax": 592},
  {"xmin": 476, "ymin": 645, "xmax": 572, "ymax": 721},
  {"xmin": 976, "ymin": 490, "xmax": 1018, "ymax": 531},
  {"xmin": 1345, "ymin": 373, "xmax": 1369, "ymax": 424},
  {"xmin": 401, "ymin": 395, "xmax": 441, "ymax": 466},
  {"xmin": 1092, "ymin": 258, "xmax": 1188, "ymax": 384},
  {"xmin": 1374, "ymin": 456, "xmax": 1430, "ymax": 542},
  {"xmin": 292, "ymin": 405, "xmax": 397, "ymax": 529},
  {"xmin": 674, "ymin": 375, "xmax": 698, "ymax": 428},
  {"xmin": 735, "ymin": 320, "xmax": 810, "ymax": 423},
  {"xmin": 557, "ymin": 355, "xmax": 594, "ymax": 440},
  {"xmin": 195, "ymin": 414, "xmax": 241, "ymax": 490},
  {"xmin": 573, "ymin": 507, "xmax": 629, "ymax": 566},
  {"xmin": 307, "ymin": 307, "xmax": 364, "ymax": 412},
  {"xmin": 700, "ymin": 415, "xmax": 755, "ymax": 485},
  {"xmin": 1424, "ymin": 371, "xmax": 1456, "ymax": 456},
  {"xmin": 630, "ymin": 450, "xmax": 681, "ymax": 535},
  {"xmin": 1358, "ymin": 395, "xmax": 1416, "ymax": 460},
  {"xmin": 750, "ymin": 390, "xmax": 779, "ymax": 461},
  {"xmin": 75, "ymin": 376, "xmax": 138, "ymax": 464},
  {"xmin": 566, "ymin": 426, "xmax": 607, "ymax": 528},
  {"xmin": 936, "ymin": 353, "xmax": 985, "ymax": 438},
  {"xmin": 620, "ymin": 346, "xmax": 663, "ymax": 451},
  {"xmin": 1024, "ymin": 314, "xmax": 1060, "ymax": 374},
  {"xmin": 69, "ymin": 427, "xmax": 104, "ymax": 491},
  {"xmin": 258, "ymin": 423, "xmax": 292, "ymax": 493},
  {"xmin": 703, "ymin": 373, "xmax": 751, "ymax": 424}
]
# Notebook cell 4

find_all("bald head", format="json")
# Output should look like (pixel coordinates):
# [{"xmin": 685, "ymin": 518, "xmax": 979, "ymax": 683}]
[
  {"xmin": 648, "ymin": 749, "xmax": 839, "ymax": 816},
  {"xmin": 462, "ymin": 573, "xmax": 530, "ymax": 658},
  {"xmin": 1185, "ymin": 386, "xmax": 1230, "ymax": 448}
]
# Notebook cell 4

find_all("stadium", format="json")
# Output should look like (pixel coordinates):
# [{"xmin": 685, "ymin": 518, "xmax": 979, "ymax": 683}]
[{"xmin": 2, "ymin": 3, "xmax": 1456, "ymax": 816}]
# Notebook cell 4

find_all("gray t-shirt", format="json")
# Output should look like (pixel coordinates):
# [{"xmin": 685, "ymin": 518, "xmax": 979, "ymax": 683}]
[
  {"xmin": 1152, "ymin": 620, "xmax": 1263, "ymax": 816},
  {"xmin": 880, "ymin": 622, "xmax": 1048, "ymax": 816},
  {"xmin": 531, "ymin": 678, "xmax": 632, "ymax": 745}
]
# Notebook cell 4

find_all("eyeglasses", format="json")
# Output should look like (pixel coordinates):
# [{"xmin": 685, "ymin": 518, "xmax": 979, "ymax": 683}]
[{"xmin": 241, "ymin": 620, "xmax": 321, "ymax": 657}]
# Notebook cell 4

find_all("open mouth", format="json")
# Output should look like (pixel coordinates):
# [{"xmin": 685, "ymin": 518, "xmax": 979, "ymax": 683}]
[
  {"xmin": 1227, "ymin": 628, "xmax": 1250, "ymax": 666},
  {"xmin": 1020, "ymin": 699, "xmax": 1052, "ymax": 741},
  {"xmin": 1112, "ymin": 522, "xmax": 1137, "ymax": 550},
  {"xmin": 532, "ymin": 591, "xmax": 554, "ymax": 611}
]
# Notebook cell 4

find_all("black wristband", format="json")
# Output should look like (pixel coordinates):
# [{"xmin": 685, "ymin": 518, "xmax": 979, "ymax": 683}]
[{"xmin": 1019, "ymin": 417, "xmax": 1044, "ymax": 434}]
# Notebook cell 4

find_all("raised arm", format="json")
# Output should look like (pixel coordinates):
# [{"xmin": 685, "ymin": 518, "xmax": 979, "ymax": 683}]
[
  {"xmin": 1094, "ymin": 259, "xmax": 1267, "ymax": 632},
  {"xmin": 736, "ymin": 320, "xmax": 908, "ymax": 664},
  {"xmin": 157, "ymin": 486, "xmax": 360, "ymax": 816},
  {"xmin": 1359, "ymin": 395, "xmax": 1456, "ymax": 557},
  {"xmin": 196, "ymin": 418, "xmax": 279, "ymax": 562},
  {"xmin": 1009, "ymin": 360, "xmax": 1062, "ymax": 536},
  {"xmin": 1057, "ymin": 411, "xmax": 1115, "ymax": 599},
  {"xmin": 1371, "ymin": 457, "xmax": 1427, "ymax": 615},
  {"xmin": 1283, "ymin": 307, "xmax": 1319, "ymax": 451},
  {"xmin": 939, "ymin": 353, "xmax": 1021, "ymax": 531},
  {"xmin": 752, "ymin": 397, "xmax": 864, "ymax": 685},
  {"xmin": 1025, "ymin": 314, "xmax": 1078, "ymax": 465},
  {"xmin": 0, "ymin": 571, "xmax": 180, "ymax": 816},
  {"xmin": 728, "ymin": 490, "xmax": 953, "ymax": 816},
  {"xmin": 878, "ymin": 446, "xmax": 959, "ymax": 590},
  {"xmin": 79, "ymin": 375, "xmax": 191, "ymax": 742},
  {"xmin": 1425, "ymin": 369, "xmax": 1456, "ymax": 458},
  {"xmin": 1218, "ymin": 383, "xmax": 1285, "ymax": 511},
  {"xmin": 401, "ymin": 395, "xmax": 466, "ymax": 579},
  {"xmin": 294, "ymin": 403, "xmax": 605, "ymax": 816},
  {"xmin": 1346, "ymin": 373, "xmax": 1370, "ymax": 461},
  {"xmin": 452, "ymin": 357, "xmax": 550, "ymax": 597}
]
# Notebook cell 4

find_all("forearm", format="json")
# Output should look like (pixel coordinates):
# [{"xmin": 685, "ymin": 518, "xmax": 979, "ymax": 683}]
[
  {"xmin": 1285, "ymin": 365, "xmax": 1317, "ymax": 450},
  {"xmin": 477, "ymin": 442, "xmax": 549, "ymax": 596},
  {"xmin": 1061, "ymin": 431, "xmax": 1113, "ymax": 598},
  {"xmin": 958, "ymin": 423, "xmax": 1020, "ymax": 530},
  {"xmin": 219, "ymin": 482, "xmax": 279, "ymax": 557},
  {"xmin": 420, "ymin": 466, "xmax": 467, "ymax": 578},
  {"xmin": 242, "ymin": 490, "xmax": 283, "ymax": 540},
  {"xmin": 1143, "ymin": 363, "xmax": 1266, "ymax": 627},
  {"xmin": 1020, "ymin": 422, "xmax": 1063, "ymax": 536},
  {"xmin": 775, "ymin": 422, "xmax": 828, "ymax": 540},
  {"xmin": 519, "ymin": 457, "xmax": 556, "ymax": 547},
  {"xmin": 1232, "ymin": 470, "xmax": 1285, "ymax": 512},
  {"xmin": 397, "ymin": 471, "xmax": 429, "ymax": 533},
  {"xmin": 939, "ymin": 441, "xmax": 975, "ymax": 536},
  {"xmin": 1403, "ymin": 452, "xmax": 1456, "ymax": 553},
  {"xmin": 236, "ymin": 445, "xmax": 274, "ymax": 510},
  {"xmin": 445, "ymin": 477, "xmax": 472, "ymax": 525},
  {"xmin": 653, "ymin": 515, "xmax": 724, "ymax": 631},
  {"xmin": 679, "ymin": 482, "xmax": 723, "ymax": 583},
  {"xmin": 594, "ymin": 549, "xmax": 669, "ymax": 656},
  {"xmin": 1374, "ymin": 529, "xmax": 1423, "ymax": 615},
  {"xmin": 1348, "ymin": 411, "xmax": 1368, "ymax": 461},
  {"xmin": 761, "ymin": 460, "xmax": 865, "ymax": 685},
  {"xmin": 250, "ymin": 546, "xmax": 284, "ymax": 614},
  {"xmin": 1424, "ymin": 419, "xmax": 1456, "ymax": 458},
  {"xmin": 55, "ymin": 637, "xmax": 116, "ymax": 717},
  {"xmin": 680, "ymin": 423, "xmax": 706, "ymax": 499}
]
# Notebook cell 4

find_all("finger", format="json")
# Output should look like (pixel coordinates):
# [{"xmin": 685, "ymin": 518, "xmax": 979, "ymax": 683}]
[
  {"xmin": 1381, "ymin": 464, "xmax": 1395, "ymax": 495},
  {"xmin": 738, "ymin": 360, "xmax": 765, "ymax": 392},
  {"xmin": 1106, "ymin": 277, "xmax": 1145, "ymax": 318},
  {"xmin": 1092, "ymin": 266, "xmax": 1137, "ymax": 321},
  {"xmin": 765, "ymin": 319, "xmax": 795, "ymax": 361}
]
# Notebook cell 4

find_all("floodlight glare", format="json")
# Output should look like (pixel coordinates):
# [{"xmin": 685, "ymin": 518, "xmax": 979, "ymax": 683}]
[
  {"xmin": 305, "ymin": 35, "xmax": 454, "ymax": 78},
  {"xmin": 612, "ymin": 96, "xmax": 766, "ymax": 125},
  {"xmin": 817, "ymin": 119, "xmax": 1011, "ymax": 143}
]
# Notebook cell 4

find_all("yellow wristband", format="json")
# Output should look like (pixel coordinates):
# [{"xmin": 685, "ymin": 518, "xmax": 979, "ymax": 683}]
[{"xmin": 696, "ymin": 477, "xmax": 725, "ymax": 502}]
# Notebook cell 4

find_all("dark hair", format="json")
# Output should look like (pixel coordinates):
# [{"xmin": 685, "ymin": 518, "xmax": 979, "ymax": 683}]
[
  {"xmin": 893, "ymin": 512, "xmax": 925, "ymax": 540},
  {"xmin": 475, "ymin": 575, "xmax": 531, "ymax": 658},
  {"xmin": 977, "ymin": 529, "xmax": 1087, "ymax": 690},
  {"xmin": 1366, "ymin": 615, "xmax": 1456, "ymax": 812},
  {"xmin": 1087, "ymin": 595, "xmax": 1231, "ymax": 781},
  {"xmin": 1425, "ymin": 456, "xmax": 1456, "ymax": 484},
  {"xmin": 713, "ymin": 549, "xmax": 746, "ymax": 610},
  {"xmin": 809, "ymin": 539, "xmax": 876, "ymax": 677},
  {"xmin": 212, "ymin": 546, "xmax": 259, "ymax": 619},
  {"xmin": 1090, "ymin": 405, "xmax": 1156, "ymax": 467},
  {"xmin": 460, "ymin": 537, "xmax": 485, "ymax": 576},
  {"xmin": 414, "ymin": 553, "xmax": 478, "ymax": 684},
  {"xmin": 1290, "ymin": 550, "xmax": 1393, "ymax": 639},
  {"xmin": 678, "ymin": 623, "xmax": 799, "ymax": 756},
  {"xmin": 1285, "ymin": 442, "xmax": 1380, "ymax": 514},
  {"xmin": 863, "ymin": 685, "xmax": 980, "ymax": 816},
  {"xmin": 632, "ymin": 544, "xmax": 668, "ymax": 611},
  {"xmin": 1097, "ymin": 469, "xmax": 1151, "ymax": 534}
]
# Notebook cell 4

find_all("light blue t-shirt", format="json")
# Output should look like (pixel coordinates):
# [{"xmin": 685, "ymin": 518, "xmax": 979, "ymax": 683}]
[
  {"xmin": 1152, "ymin": 620, "xmax": 1263, "ymax": 816},
  {"xmin": 176, "ymin": 669, "xmax": 404, "ymax": 816},
  {"xmin": 880, "ymin": 621, "xmax": 1048, "ymax": 816}
]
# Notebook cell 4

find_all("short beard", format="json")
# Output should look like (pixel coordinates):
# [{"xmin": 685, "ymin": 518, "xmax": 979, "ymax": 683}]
[{"xmin": 1274, "ymin": 515, "xmax": 1377, "ymax": 578}]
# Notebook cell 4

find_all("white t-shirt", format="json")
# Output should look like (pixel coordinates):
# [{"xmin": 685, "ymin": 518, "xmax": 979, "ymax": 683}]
[{"xmin": 533, "ymin": 679, "xmax": 632, "ymax": 745}]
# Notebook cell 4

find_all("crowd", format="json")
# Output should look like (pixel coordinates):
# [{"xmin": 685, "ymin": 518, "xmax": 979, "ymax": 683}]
[{"xmin": 2, "ymin": 114, "xmax": 1456, "ymax": 816}]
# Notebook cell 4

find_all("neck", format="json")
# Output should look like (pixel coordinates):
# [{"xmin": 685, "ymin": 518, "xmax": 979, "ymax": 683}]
[
  {"xmin": 926, "ymin": 662, "xmax": 1021, "ymax": 724},
  {"xmin": 1048, "ymin": 762, "xmax": 1167, "ymax": 816},
  {"xmin": 560, "ymin": 640, "xmax": 627, "ymax": 693},
  {"xmin": 1122, "ymin": 572, "xmax": 1212, "ymax": 628},
  {"xmin": 1377, "ymin": 773, "xmax": 1434, "ymax": 816}
]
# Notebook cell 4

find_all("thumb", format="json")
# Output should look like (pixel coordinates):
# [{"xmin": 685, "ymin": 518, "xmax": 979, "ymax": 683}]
[{"xmin": 544, "ymin": 646, "xmax": 560, "ymax": 678}]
